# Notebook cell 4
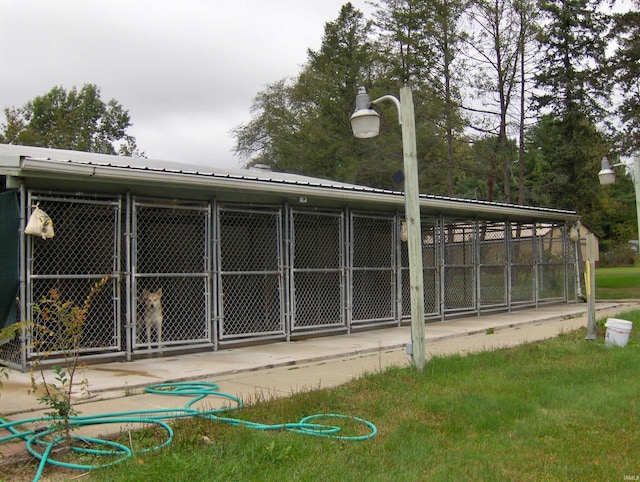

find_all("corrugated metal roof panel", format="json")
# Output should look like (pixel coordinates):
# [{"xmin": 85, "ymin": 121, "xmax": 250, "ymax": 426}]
[{"xmin": 0, "ymin": 144, "xmax": 579, "ymax": 221}]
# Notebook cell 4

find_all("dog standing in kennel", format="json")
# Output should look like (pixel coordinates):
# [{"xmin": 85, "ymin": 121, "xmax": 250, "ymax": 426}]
[{"xmin": 140, "ymin": 288, "xmax": 163, "ymax": 350}]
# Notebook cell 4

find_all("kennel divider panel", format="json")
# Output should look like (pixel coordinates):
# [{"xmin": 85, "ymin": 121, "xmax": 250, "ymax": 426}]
[
  {"xmin": 442, "ymin": 219, "xmax": 477, "ymax": 316},
  {"xmin": 535, "ymin": 222, "xmax": 568, "ymax": 303}
]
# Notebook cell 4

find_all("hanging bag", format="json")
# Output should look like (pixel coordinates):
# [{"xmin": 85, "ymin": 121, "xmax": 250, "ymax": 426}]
[{"xmin": 24, "ymin": 204, "xmax": 55, "ymax": 239}]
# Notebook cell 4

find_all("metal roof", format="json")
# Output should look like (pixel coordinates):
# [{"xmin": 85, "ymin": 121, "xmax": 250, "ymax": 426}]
[{"xmin": 0, "ymin": 144, "xmax": 579, "ymax": 222}]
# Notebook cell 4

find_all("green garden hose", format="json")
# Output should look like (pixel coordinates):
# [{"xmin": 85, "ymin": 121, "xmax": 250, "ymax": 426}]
[{"xmin": 0, "ymin": 381, "xmax": 377, "ymax": 481}]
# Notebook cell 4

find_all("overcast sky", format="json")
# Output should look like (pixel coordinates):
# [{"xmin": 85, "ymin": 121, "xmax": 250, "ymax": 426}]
[{"xmin": 0, "ymin": 0, "xmax": 373, "ymax": 170}]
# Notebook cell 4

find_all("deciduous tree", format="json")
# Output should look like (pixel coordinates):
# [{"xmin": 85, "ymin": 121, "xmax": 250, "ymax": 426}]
[{"xmin": 0, "ymin": 84, "xmax": 139, "ymax": 156}]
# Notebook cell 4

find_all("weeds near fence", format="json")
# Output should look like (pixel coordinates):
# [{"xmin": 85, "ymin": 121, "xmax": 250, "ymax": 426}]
[{"xmin": 28, "ymin": 275, "xmax": 110, "ymax": 445}]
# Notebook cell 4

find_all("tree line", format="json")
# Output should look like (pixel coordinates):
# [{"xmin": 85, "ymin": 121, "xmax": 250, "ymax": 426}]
[
  {"xmin": 1, "ymin": 1, "xmax": 637, "ymax": 254},
  {"xmin": 232, "ymin": 0, "xmax": 639, "ymax": 253}
]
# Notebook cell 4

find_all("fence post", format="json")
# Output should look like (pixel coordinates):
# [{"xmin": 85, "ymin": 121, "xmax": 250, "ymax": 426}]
[{"xmin": 585, "ymin": 233, "xmax": 597, "ymax": 340}]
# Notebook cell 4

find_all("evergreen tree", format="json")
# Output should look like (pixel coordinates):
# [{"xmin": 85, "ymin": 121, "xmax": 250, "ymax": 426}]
[
  {"xmin": 609, "ymin": 0, "xmax": 640, "ymax": 153},
  {"xmin": 371, "ymin": 0, "xmax": 470, "ymax": 195},
  {"xmin": 526, "ymin": 0, "xmax": 612, "ymax": 230},
  {"xmin": 534, "ymin": 0, "xmax": 611, "ymax": 120},
  {"xmin": 233, "ymin": 4, "xmax": 380, "ymax": 184},
  {"xmin": 525, "ymin": 113, "xmax": 607, "ymax": 229},
  {"xmin": 427, "ymin": 0, "xmax": 470, "ymax": 196}
]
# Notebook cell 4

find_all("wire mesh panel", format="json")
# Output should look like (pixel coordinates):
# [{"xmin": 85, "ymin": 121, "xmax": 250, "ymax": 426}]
[
  {"xmin": 27, "ymin": 193, "xmax": 121, "ymax": 358},
  {"xmin": 510, "ymin": 223, "xmax": 535, "ymax": 305},
  {"xmin": 400, "ymin": 218, "xmax": 440, "ymax": 320},
  {"xmin": 217, "ymin": 206, "xmax": 284, "ymax": 340},
  {"xmin": 351, "ymin": 214, "xmax": 395, "ymax": 326},
  {"xmin": 442, "ymin": 219, "xmax": 476, "ymax": 314},
  {"xmin": 29, "ymin": 277, "xmax": 118, "ymax": 357},
  {"xmin": 290, "ymin": 210, "xmax": 345, "ymax": 332},
  {"xmin": 478, "ymin": 222, "xmax": 507, "ymax": 309},
  {"xmin": 133, "ymin": 199, "xmax": 211, "ymax": 350},
  {"xmin": 536, "ymin": 223, "xmax": 566, "ymax": 301}
]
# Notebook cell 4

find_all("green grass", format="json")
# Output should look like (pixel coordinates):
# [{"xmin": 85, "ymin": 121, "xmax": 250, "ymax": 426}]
[
  {"xmin": 596, "ymin": 266, "xmax": 640, "ymax": 299},
  {"xmin": 75, "ymin": 310, "xmax": 640, "ymax": 482}
]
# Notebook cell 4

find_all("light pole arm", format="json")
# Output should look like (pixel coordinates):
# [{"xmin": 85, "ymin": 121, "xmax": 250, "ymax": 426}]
[{"xmin": 371, "ymin": 95, "xmax": 403, "ymax": 126}]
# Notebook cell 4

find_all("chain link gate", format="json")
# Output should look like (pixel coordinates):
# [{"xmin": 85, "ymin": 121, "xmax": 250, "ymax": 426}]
[
  {"xmin": 399, "ymin": 217, "xmax": 441, "ymax": 322},
  {"xmin": 290, "ymin": 210, "xmax": 345, "ymax": 334},
  {"xmin": 132, "ymin": 199, "xmax": 211, "ymax": 353},
  {"xmin": 478, "ymin": 221, "xmax": 508, "ymax": 311},
  {"xmin": 537, "ymin": 222, "xmax": 568, "ymax": 302},
  {"xmin": 442, "ymin": 219, "xmax": 476, "ymax": 315},
  {"xmin": 350, "ymin": 213, "xmax": 396, "ymax": 327},
  {"xmin": 510, "ymin": 222, "xmax": 536, "ymax": 306},
  {"xmin": 217, "ymin": 206, "xmax": 284, "ymax": 341},
  {"xmin": 26, "ymin": 192, "xmax": 122, "ymax": 360}
]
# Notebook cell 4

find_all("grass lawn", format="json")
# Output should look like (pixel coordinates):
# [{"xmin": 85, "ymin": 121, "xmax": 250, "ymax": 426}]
[
  {"xmin": 60, "ymin": 310, "xmax": 640, "ymax": 482},
  {"xmin": 596, "ymin": 266, "xmax": 640, "ymax": 299},
  {"xmin": 4, "ymin": 270, "xmax": 638, "ymax": 481}
]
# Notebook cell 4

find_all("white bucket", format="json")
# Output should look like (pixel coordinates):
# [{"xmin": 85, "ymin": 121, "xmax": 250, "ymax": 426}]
[{"xmin": 604, "ymin": 318, "xmax": 633, "ymax": 347}]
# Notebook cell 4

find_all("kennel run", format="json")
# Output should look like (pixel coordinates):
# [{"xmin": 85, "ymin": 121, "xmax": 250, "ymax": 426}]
[{"xmin": 0, "ymin": 144, "xmax": 583, "ymax": 370}]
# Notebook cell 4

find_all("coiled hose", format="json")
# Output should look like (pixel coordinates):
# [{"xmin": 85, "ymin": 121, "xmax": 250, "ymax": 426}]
[{"xmin": 0, "ymin": 381, "xmax": 377, "ymax": 481}]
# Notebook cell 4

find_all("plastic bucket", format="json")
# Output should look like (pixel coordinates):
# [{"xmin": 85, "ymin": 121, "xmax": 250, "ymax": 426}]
[{"xmin": 604, "ymin": 318, "xmax": 633, "ymax": 347}]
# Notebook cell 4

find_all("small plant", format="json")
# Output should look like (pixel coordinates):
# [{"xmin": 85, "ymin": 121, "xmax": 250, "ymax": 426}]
[
  {"xmin": 0, "ymin": 323, "xmax": 22, "ymax": 396},
  {"xmin": 263, "ymin": 441, "xmax": 293, "ymax": 463},
  {"xmin": 486, "ymin": 327, "xmax": 495, "ymax": 335},
  {"xmin": 29, "ymin": 275, "xmax": 110, "ymax": 445},
  {"xmin": 123, "ymin": 381, "xmax": 138, "ymax": 397}
]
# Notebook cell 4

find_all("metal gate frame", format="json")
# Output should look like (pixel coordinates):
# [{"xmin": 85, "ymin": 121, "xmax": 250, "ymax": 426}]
[
  {"xmin": 216, "ymin": 204, "xmax": 285, "ymax": 342},
  {"xmin": 398, "ymin": 215, "xmax": 442, "ymax": 322},
  {"xmin": 130, "ymin": 197, "xmax": 212, "ymax": 354},
  {"xmin": 289, "ymin": 208, "xmax": 346, "ymax": 334},
  {"xmin": 26, "ymin": 191, "xmax": 123, "ymax": 361},
  {"xmin": 349, "ymin": 212, "xmax": 397, "ymax": 328},
  {"xmin": 477, "ymin": 221, "xmax": 508, "ymax": 313},
  {"xmin": 441, "ymin": 218, "xmax": 477, "ymax": 316}
]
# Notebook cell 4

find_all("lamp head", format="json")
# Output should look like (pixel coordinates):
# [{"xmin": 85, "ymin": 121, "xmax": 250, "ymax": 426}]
[
  {"xmin": 598, "ymin": 156, "xmax": 616, "ymax": 185},
  {"xmin": 350, "ymin": 86, "xmax": 380, "ymax": 138}
]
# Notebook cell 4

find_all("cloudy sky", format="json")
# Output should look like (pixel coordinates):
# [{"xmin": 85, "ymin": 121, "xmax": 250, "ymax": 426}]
[{"xmin": 0, "ymin": 0, "xmax": 373, "ymax": 170}]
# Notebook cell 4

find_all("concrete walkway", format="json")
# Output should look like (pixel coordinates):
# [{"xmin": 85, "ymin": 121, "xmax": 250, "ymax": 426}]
[{"xmin": 1, "ymin": 301, "xmax": 638, "ymax": 458}]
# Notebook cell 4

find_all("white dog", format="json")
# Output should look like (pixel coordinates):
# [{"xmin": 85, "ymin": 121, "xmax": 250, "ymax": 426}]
[{"xmin": 140, "ymin": 288, "xmax": 163, "ymax": 349}]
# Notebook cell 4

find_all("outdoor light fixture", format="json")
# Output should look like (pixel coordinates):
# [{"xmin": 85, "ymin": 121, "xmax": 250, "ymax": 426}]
[
  {"xmin": 597, "ymin": 157, "xmax": 616, "ymax": 185},
  {"xmin": 597, "ymin": 155, "xmax": 640, "ymax": 249},
  {"xmin": 351, "ymin": 85, "xmax": 426, "ymax": 371},
  {"xmin": 350, "ymin": 86, "xmax": 402, "ymax": 138}
]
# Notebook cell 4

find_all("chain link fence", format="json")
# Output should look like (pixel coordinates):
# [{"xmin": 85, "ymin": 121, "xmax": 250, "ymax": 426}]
[{"xmin": 2, "ymin": 189, "xmax": 579, "ymax": 369}]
